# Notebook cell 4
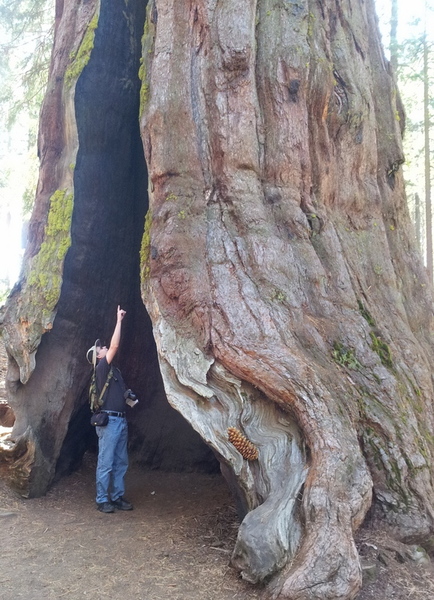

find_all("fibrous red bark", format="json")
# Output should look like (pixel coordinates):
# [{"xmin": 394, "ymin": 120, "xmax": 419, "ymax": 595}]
[
  {"xmin": 140, "ymin": 1, "xmax": 434, "ymax": 598},
  {"xmin": 1, "ymin": 2, "xmax": 434, "ymax": 599}
]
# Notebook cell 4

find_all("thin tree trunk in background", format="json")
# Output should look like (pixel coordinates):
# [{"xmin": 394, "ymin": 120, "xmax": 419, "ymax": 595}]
[
  {"xmin": 415, "ymin": 192, "xmax": 422, "ymax": 251},
  {"xmin": 424, "ymin": 26, "xmax": 432, "ymax": 281},
  {"xmin": 390, "ymin": 0, "xmax": 399, "ymax": 73}
]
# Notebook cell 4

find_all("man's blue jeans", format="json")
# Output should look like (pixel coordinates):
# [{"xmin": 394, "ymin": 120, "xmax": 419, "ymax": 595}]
[{"xmin": 95, "ymin": 416, "xmax": 128, "ymax": 504}]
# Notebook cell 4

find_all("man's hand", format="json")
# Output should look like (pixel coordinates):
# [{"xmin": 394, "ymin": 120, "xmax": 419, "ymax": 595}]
[{"xmin": 117, "ymin": 305, "xmax": 126, "ymax": 321}]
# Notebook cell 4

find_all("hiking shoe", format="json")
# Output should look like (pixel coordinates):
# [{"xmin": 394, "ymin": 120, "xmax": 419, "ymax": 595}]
[
  {"xmin": 111, "ymin": 497, "xmax": 133, "ymax": 511},
  {"xmin": 97, "ymin": 502, "xmax": 115, "ymax": 513}
]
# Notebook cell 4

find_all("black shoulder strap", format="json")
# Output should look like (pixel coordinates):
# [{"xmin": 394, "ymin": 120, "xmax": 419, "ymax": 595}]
[{"xmin": 97, "ymin": 366, "xmax": 114, "ymax": 408}]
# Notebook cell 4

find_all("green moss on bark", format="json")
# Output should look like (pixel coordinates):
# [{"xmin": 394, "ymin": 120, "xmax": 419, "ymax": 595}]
[
  {"xmin": 332, "ymin": 341, "xmax": 361, "ymax": 369},
  {"xmin": 140, "ymin": 209, "xmax": 152, "ymax": 284},
  {"xmin": 139, "ymin": 5, "xmax": 155, "ymax": 118},
  {"xmin": 65, "ymin": 13, "xmax": 99, "ymax": 89},
  {"xmin": 370, "ymin": 331, "xmax": 394, "ymax": 370},
  {"xmin": 357, "ymin": 299, "xmax": 376, "ymax": 327},
  {"xmin": 27, "ymin": 189, "xmax": 73, "ymax": 318}
]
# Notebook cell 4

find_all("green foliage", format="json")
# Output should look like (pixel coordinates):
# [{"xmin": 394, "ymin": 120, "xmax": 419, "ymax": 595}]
[
  {"xmin": 22, "ymin": 152, "xmax": 40, "ymax": 216},
  {"xmin": 0, "ymin": 279, "xmax": 10, "ymax": 305},
  {"xmin": 357, "ymin": 299, "xmax": 394, "ymax": 370},
  {"xmin": 0, "ymin": 0, "xmax": 53, "ymax": 220},
  {"xmin": 0, "ymin": 166, "xmax": 11, "ymax": 189},
  {"xmin": 332, "ymin": 342, "xmax": 362, "ymax": 369},
  {"xmin": 0, "ymin": 0, "xmax": 53, "ymax": 127},
  {"xmin": 270, "ymin": 289, "xmax": 287, "ymax": 303},
  {"xmin": 373, "ymin": 264, "xmax": 383, "ymax": 276}
]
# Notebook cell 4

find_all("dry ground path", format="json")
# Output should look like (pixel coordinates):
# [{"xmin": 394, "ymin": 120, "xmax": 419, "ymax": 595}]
[
  {"xmin": 1, "ymin": 339, "xmax": 434, "ymax": 600},
  {"xmin": 0, "ymin": 455, "xmax": 263, "ymax": 600}
]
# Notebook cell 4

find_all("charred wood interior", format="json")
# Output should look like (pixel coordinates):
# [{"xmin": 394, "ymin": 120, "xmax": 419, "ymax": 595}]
[
  {"xmin": 59, "ymin": 0, "xmax": 218, "ymax": 480},
  {"xmin": 0, "ymin": 0, "xmax": 218, "ymax": 498}
]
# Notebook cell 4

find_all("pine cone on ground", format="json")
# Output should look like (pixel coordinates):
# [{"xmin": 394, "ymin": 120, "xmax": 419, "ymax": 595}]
[{"xmin": 227, "ymin": 427, "xmax": 259, "ymax": 461}]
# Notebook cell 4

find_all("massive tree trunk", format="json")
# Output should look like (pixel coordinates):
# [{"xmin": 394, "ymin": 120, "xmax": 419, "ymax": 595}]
[
  {"xmin": 0, "ymin": 0, "xmax": 216, "ymax": 496},
  {"xmin": 1, "ymin": 1, "xmax": 434, "ymax": 599},
  {"xmin": 140, "ymin": 0, "xmax": 434, "ymax": 597}
]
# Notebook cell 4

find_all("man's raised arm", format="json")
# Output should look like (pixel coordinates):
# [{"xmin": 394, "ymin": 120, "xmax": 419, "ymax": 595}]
[{"xmin": 106, "ymin": 305, "xmax": 126, "ymax": 364}]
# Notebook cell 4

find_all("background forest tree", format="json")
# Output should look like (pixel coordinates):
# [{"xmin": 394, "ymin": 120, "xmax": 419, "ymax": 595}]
[
  {"xmin": 0, "ymin": 0, "xmax": 54, "ymax": 300},
  {"xmin": 398, "ymin": 14, "xmax": 434, "ymax": 279},
  {"xmin": 376, "ymin": 0, "xmax": 434, "ymax": 279},
  {"xmin": 1, "ymin": 2, "xmax": 434, "ymax": 600}
]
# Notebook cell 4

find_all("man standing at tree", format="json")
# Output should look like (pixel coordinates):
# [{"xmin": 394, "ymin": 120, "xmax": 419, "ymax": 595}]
[{"xmin": 86, "ymin": 305, "xmax": 133, "ymax": 513}]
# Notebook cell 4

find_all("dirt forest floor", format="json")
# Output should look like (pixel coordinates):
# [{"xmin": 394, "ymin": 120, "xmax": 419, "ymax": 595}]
[{"xmin": 1, "ymin": 341, "xmax": 434, "ymax": 600}]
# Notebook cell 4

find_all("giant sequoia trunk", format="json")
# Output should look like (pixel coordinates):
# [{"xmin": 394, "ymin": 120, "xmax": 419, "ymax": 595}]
[
  {"xmin": 0, "ymin": 0, "xmax": 215, "ymax": 496},
  {"xmin": 1, "ymin": 1, "xmax": 434, "ymax": 599}
]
